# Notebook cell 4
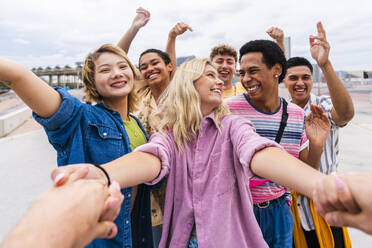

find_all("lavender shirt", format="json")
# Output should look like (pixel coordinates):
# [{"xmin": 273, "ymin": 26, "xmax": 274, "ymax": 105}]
[{"xmin": 135, "ymin": 113, "xmax": 280, "ymax": 248}]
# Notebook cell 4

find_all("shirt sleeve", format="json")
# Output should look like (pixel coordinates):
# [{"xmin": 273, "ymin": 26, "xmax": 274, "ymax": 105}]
[
  {"xmin": 134, "ymin": 132, "xmax": 174, "ymax": 185},
  {"xmin": 32, "ymin": 87, "xmax": 85, "ymax": 148},
  {"xmin": 229, "ymin": 116, "xmax": 282, "ymax": 176},
  {"xmin": 318, "ymin": 95, "xmax": 337, "ymax": 126}
]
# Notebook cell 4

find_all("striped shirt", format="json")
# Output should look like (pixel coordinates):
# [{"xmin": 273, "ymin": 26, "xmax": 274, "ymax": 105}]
[
  {"xmin": 296, "ymin": 93, "xmax": 341, "ymax": 230},
  {"xmin": 225, "ymin": 94, "xmax": 308, "ymax": 203}
]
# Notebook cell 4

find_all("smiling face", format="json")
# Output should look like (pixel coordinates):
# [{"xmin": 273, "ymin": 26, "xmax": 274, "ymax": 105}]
[
  {"xmin": 194, "ymin": 64, "xmax": 224, "ymax": 116},
  {"xmin": 239, "ymin": 52, "xmax": 280, "ymax": 105},
  {"xmin": 211, "ymin": 54, "xmax": 237, "ymax": 86},
  {"xmin": 139, "ymin": 52, "xmax": 172, "ymax": 87},
  {"xmin": 94, "ymin": 52, "xmax": 134, "ymax": 100},
  {"xmin": 284, "ymin": 65, "xmax": 313, "ymax": 107}
]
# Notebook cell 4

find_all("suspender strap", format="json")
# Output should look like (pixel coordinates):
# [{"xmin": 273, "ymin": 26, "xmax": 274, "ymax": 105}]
[{"xmin": 275, "ymin": 99, "xmax": 288, "ymax": 143}]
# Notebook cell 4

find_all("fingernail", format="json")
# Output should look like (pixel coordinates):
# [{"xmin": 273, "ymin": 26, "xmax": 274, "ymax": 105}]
[
  {"xmin": 108, "ymin": 198, "xmax": 119, "ymax": 209},
  {"xmin": 107, "ymin": 225, "xmax": 114, "ymax": 237},
  {"xmin": 54, "ymin": 173, "xmax": 65, "ymax": 185},
  {"xmin": 334, "ymin": 176, "xmax": 344, "ymax": 192},
  {"xmin": 329, "ymin": 213, "xmax": 337, "ymax": 225}
]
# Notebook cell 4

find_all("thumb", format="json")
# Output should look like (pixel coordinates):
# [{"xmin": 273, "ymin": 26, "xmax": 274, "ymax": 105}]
[
  {"xmin": 325, "ymin": 211, "xmax": 361, "ymax": 228},
  {"xmin": 94, "ymin": 221, "xmax": 118, "ymax": 239}
]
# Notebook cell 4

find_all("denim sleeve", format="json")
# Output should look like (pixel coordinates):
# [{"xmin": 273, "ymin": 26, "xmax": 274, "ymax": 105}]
[{"xmin": 33, "ymin": 87, "xmax": 84, "ymax": 148}]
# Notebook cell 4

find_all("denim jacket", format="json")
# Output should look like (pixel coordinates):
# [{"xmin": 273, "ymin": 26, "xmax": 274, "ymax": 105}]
[{"xmin": 33, "ymin": 88, "xmax": 153, "ymax": 248}]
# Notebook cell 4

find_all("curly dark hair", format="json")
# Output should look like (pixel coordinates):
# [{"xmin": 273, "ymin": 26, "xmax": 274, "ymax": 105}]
[
  {"xmin": 239, "ymin": 40, "xmax": 287, "ymax": 82},
  {"xmin": 287, "ymin": 57, "xmax": 313, "ymax": 73},
  {"xmin": 139, "ymin": 49, "xmax": 171, "ymax": 67}
]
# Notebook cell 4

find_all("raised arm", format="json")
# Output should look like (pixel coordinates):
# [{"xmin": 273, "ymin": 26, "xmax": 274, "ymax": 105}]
[
  {"xmin": 310, "ymin": 21, "xmax": 354, "ymax": 126},
  {"xmin": 117, "ymin": 7, "xmax": 150, "ymax": 54},
  {"xmin": 0, "ymin": 57, "xmax": 61, "ymax": 118},
  {"xmin": 266, "ymin": 27, "xmax": 286, "ymax": 56},
  {"xmin": 165, "ymin": 22, "xmax": 193, "ymax": 78}
]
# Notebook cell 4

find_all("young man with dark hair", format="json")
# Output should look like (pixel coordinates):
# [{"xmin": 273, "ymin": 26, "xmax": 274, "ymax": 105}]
[
  {"xmin": 284, "ymin": 22, "xmax": 354, "ymax": 248},
  {"xmin": 225, "ymin": 38, "xmax": 329, "ymax": 247}
]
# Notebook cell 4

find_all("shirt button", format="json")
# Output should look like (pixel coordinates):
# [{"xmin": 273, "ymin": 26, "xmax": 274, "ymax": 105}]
[
  {"xmin": 142, "ymin": 238, "xmax": 145, "ymax": 242},
  {"xmin": 103, "ymin": 132, "xmax": 107, "ymax": 136},
  {"xmin": 128, "ymin": 193, "xmax": 131, "ymax": 197},
  {"xmin": 126, "ymin": 220, "xmax": 129, "ymax": 224}
]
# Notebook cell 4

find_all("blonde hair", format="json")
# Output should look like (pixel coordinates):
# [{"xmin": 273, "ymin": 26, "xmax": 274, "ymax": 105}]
[
  {"xmin": 82, "ymin": 44, "xmax": 141, "ymax": 113},
  {"xmin": 151, "ymin": 58, "xmax": 230, "ymax": 152}
]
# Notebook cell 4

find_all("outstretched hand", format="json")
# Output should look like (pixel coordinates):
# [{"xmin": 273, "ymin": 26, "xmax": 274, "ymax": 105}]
[
  {"xmin": 310, "ymin": 21, "xmax": 330, "ymax": 67},
  {"xmin": 305, "ymin": 104, "xmax": 330, "ymax": 148},
  {"xmin": 132, "ymin": 7, "xmax": 150, "ymax": 29},
  {"xmin": 51, "ymin": 164, "xmax": 124, "ymax": 223},
  {"xmin": 169, "ymin": 22, "xmax": 193, "ymax": 39},
  {"xmin": 312, "ymin": 172, "xmax": 372, "ymax": 234}
]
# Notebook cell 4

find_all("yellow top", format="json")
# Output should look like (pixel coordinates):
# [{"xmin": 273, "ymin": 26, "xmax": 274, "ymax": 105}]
[
  {"xmin": 123, "ymin": 116, "xmax": 147, "ymax": 150},
  {"xmin": 291, "ymin": 190, "xmax": 352, "ymax": 248},
  {"xmin": 222, "ymin": 81, "xmax": 246, "ymax": 99}
]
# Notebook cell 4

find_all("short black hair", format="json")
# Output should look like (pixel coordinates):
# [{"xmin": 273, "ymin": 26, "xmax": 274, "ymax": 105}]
[
  {"xmin": 239, "ymin": 40, "xmax": 287, "ymax": 82},
  {"xmin": 287, "ymin": 57, "xmax": 313, "ymax": 73},
  {"xmin": 139, "ymin": 49, "xmax": 171, "ymax": 66}
]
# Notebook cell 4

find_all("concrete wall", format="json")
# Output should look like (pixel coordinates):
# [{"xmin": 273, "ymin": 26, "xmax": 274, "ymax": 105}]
[{"xmin": 0, "ymin": 106, "xmax": 32, "ymax": 137}]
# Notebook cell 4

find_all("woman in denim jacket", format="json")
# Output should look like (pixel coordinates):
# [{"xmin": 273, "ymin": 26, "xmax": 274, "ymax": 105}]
[{"xmin": 0, "ymin": 44, "xmax": 153, "ymax": 248}]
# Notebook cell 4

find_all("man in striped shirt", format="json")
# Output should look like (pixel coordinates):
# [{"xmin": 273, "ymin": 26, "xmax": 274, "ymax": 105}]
[
  {"xmin": 225, "ymin": 39, "xmax": 329, "ymax": 247},
  {"xmin": 283, "ymin": 22, "xmax": 354, "ymax": 248}
]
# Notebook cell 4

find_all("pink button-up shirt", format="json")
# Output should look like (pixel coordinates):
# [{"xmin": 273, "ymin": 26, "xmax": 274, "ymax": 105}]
[{"xmin": 135, "ymin": 113, "xmax": 280, "ymax": 248}]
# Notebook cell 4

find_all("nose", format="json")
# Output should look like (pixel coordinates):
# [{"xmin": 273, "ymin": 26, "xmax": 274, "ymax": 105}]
[
  {"xmin": 111, "ymin": 67, "xmax": 123, "ymax": 78},
  {"xmin": 241, "ymin": 72, "xmax": 251, "ymax": 83},
  {"xmin": 216, "ymin": 77, "xmax": 224, "ymax": 87}
]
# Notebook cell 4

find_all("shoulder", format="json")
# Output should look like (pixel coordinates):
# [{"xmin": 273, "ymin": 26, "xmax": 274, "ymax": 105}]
[
  {"xmin": 221, "ymin": 114, "xmax": 255, "ymax": 130},
  {"xmin": 286, "ymin": 100, "xmax": 305, "ymax": 116}
]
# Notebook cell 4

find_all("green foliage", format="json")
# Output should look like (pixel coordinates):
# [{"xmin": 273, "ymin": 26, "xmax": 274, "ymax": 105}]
[{"xmin": 0, "ymin": 81, "xmax": 9, "ymax": 89}]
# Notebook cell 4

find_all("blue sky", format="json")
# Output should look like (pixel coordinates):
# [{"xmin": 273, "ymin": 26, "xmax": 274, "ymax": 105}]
[{"xmin": 1, "ymin": 0, "xmax": 372, "ymax": 70}]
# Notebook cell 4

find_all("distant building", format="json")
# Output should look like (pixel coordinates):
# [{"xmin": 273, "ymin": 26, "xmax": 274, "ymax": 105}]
[{"xmin": 176, "ymin": 56, "xmax": 196, "ymax": 66}]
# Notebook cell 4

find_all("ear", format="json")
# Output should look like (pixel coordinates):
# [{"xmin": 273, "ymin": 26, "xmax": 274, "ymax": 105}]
[{"xmin": 272, "ymin": 64, "xmax": 282, "ymax": 78}]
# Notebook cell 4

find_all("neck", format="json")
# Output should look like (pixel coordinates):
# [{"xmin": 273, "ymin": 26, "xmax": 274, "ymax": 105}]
[
  {"xmin": 292, "ymin": 97, "xmax": 309, "ymax": 109},
  {"xmin": 248, "ymin": 95, "xmax": 281, "ymax": 113},
  {"xmin": 103, "ymin": 97, "xmax": 129, "ymax": 121},
  {"xmin": 224, "ymin": 80, "xmax": 233, "ymax": 90},
  {"xmin": 149, "ymin": 81, "xmax": 169, "ymax": 102}
]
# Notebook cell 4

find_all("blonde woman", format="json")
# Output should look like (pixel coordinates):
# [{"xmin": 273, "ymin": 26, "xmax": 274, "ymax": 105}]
[
  {"xmin": 52, "ymin": 58, "xmax": 327, "ymax": 248},
  {"xmin": 0, "ymin": 44, "xmax": 153, "ymax": 248}
]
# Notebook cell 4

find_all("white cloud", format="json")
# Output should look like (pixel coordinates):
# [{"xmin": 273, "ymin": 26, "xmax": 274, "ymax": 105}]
[
  {"xmin": 14, "ymin": 38, "xmax": 30, "ymax": 45},
  {"xmin": 1, "ymin": 0, "xmax": 372, "ymax": 70}
]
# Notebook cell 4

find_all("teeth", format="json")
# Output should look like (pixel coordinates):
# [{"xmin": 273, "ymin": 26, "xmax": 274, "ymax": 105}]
[
  {"xmin": 294, "ymin": 88, "xmax": 305, "ymax": 92},
  {"xmin": 112, "ymin": 81, "xmax": 126, "ymax": 87},
  {"xmin": 148, "ymin": 73, "xmax": 159, "ymax": 79},
  {"xmin": 248, "ymin": 86, "xmax": 259, "ymax": 92},
  {"xmin": 212, "ymin": 89, "xmax": 221, "ymax": 94}
]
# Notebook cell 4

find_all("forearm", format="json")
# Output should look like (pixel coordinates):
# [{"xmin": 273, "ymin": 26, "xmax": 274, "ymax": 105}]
[
  {"xmin": 321, "ymin": 61, "xmax": 354, "ymax": 123},
  {"xmin": 103, "ymin": 151, "xmax": 161, "ymax": 189},
  {"xmin": 276, "ymin": 39, "xmax": 286, "ymax": 57},
  {"xmin": 305, "ymin": 143, "xmax": 323, "ymax": 170},
  {"xmin": 0, "ymin": 57, "xmax": 61, "ymax": 118},
  {"xmin": 165, "ymin": 34, "xmax": 177, "ymax": 77},
  {"xmin": 251, "ymin": 147, "xmax": 324, "ymax": 198},
  {"xmin": 117, "ymin": 25, "xmax": 141, "ymax": 54}
]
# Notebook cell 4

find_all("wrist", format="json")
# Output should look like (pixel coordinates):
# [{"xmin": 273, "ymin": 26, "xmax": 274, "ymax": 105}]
[
  {"xmin": 319, "ymin": 60, "xmax": 332, "ymax": 70},
  {"xmin": 92, "ymin": 164, "xmax": 111, "ymax": 186}
]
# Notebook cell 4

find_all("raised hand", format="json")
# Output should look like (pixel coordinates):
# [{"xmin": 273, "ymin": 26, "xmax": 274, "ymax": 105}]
[
  {"xmin": 168, "ymin": 22, "xmax": 193, "ymax": 39},
  {"xmin": 305, "ymin": 104, "xmax": 330, "ymax": 148},
  {"xmin": 266, "ymin": 27, "xmax": 284, "ymax": 43},
  {"xmin": 310, "ymin": 21, "xmax": 330, "ymax": 67},
  {"xmin": 131, "ymin": 7, "xmax": 150, "ymax": 30}
]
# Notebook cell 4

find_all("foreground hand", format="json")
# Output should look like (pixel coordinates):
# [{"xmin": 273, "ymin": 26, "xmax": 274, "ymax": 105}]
[
  {"xmin": 131, "ymin": 7, "xmax": 150, "ymax": 29},
  {"xmin": 305, "ymin": 104, "xmax": 330, "ymax": 148},
  {"xmin": 51, "ymin": 164, "xmax": 123, "ymax": 223},
  {"xmin": 310, "ymin": 21, "xmax": 330, "ymax": 67},
  {"xmin": 312, "ymin": 173, "xmax": 372, "ymax": 234},
  {"xmin": 2, "ymin": 174, "xmax": 118, "ymax": 248},
  {"xmin": 169, "ymin": 22, "xmax": 193, "ymax": 39}
]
